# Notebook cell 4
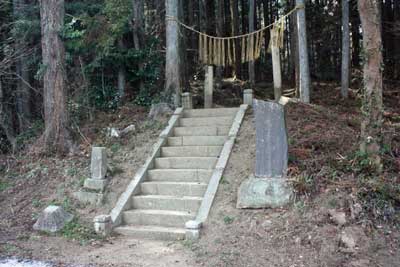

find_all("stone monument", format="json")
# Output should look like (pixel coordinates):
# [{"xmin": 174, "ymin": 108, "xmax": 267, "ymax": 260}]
[{"xmin": 237, "ymin": 99, "xmax": 292, "ymax": 208}]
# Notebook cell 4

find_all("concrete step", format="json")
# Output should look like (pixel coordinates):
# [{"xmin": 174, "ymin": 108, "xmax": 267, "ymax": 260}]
[
  {"xmin": 132, "ymin": 195, "xmax": 202, "ymax": 212},
  {"xmin": 183, "ymin": 108, "xmax": 238, "ymax": 118},
  {"xmin": 161, "ymin": 146, "xmax": 222, "ymax": 157},
  {"xmin": 179, "ymin": 116, "xmax": 233, "ymax": 127},
  {"xmin": 168, "ymin": 136, "xmax": 227, "ymax": 146},
  {"xmin": 174, "ymin": 126, "xmax": 230, "ymax": 136},
  {"xmin": 141, "ymin": 181, "xmax": 207, "ymax": 197},
  {"xmin": 147, "ymin": 169, "xmax": 213, "ymax": 183},
  {"xmin": 122, "ymin": 209, "xmax": 195, "ymax": 227},
  {"xmin": 155, "ymin": 157, "xmax": 217, "ymax": 169},
  {"xmin": 114, "ymin": 225, "xmax": 186, "ymax": 241}
]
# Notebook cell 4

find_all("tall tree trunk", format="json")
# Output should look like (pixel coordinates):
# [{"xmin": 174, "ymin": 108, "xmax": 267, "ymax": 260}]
[
  {"xmin": 0, "ymin": 78, "xmax": 17, "ymax": 152},
  {"xmin": 165, "ymin": 0, "xmax": 182, "ymax": 106},
  {"xmin": 39, "ymin": 0, "xmax": 72, "ymax": 153},
  {"xmin": 358, "ymin": 0, "xmax": 383, "ymax": 172},
  {"xmin": 216, "ymin": 0, "xmax": 224, "ymax": 89},
  {"xmin": 351, "ymin": 0, "xmax": 361, "ymax": 68},
  {"xmin": 132, "ymin": 0, "xmax": 144, "ymax": 50},
  {"xmin": 13, "ymin": 0, "xmax": 31, "ymax": 131},
  {"xmin": 248, "ymin": 0, "xmax": 255, "ymax": 86},
  {"xmin": 296, "ymin": 0, "xmax": 311, "ymax": 103},
  {"xmin": 230, "ymin": 0, "xmax": 241, "ymax": 78},
  {"xmin": 132, "ymin": 0, "xmax": 145, "ymax": 94},
  {"xmin": 341, "ymin": 0, "xmax": 350, "ymax": 98},
  {"xmin": 117, "ymin": 39, "xmax": 126, "ymax": 100}
]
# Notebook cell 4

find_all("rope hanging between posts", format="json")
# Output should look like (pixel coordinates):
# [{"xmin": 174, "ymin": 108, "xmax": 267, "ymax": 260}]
[{"xmin": 166, "ymin": 5, "xmax": 304, "ymax": 67}]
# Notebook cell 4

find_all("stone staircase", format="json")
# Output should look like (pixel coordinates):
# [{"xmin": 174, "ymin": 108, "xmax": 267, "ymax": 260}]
[{"xmin": 114, "ymin": 107, "xmax": 239, "ymax": 240}]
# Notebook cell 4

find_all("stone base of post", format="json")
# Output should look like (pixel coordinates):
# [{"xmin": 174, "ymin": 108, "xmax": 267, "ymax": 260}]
[{"xmin": 237, "ymin": 175, "xmax": 292, "ymax": 208}]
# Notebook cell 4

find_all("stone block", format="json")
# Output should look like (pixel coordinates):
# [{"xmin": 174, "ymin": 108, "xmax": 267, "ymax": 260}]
[
  {"xmin": 91, "ymin": 147, "xmax": 107, "ymax": 180},
  {"xmin": 94, "ymin": 215, "xmax": 112, "ymax": 236},
  {"xmin": 237, "ymin": 176, "xmax": 292, "ymax": 208},
  {"xmin": 73, "ymin": 191, "xmax": 104, "ymax": 206},
  {"xmin": 33, "ymin": 205, "xmax": 74, "ymax": 233},
  {"xmin": 84, "ymin": 178, "xmax": 107, "ymax": 191}
]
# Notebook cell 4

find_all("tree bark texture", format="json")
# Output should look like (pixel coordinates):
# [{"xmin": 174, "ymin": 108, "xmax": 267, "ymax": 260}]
[
  {"xmin": 165, "ymin": 0, "xmax": 182, "ymax": 106},
  {"xmin": 358, "ymin": 0, "xmax": 383, "ymax": 172},
  {"xmin": 248, "ymin": 0, "xmax": 256, "ymax": 86},
  {"xmin": 13, "ymin": 0, "xmax": 31, "ymax": 131},
  {"xmin": 39, "ymin": 0, "xmax": 72, "ymax": 153},
  {"xmin": 341, "ymin": 0, "xmax": 350, "ymax": 98}
]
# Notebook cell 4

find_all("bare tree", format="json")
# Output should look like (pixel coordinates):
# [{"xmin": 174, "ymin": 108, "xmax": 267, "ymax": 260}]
[
  {"xmin": 39, "ymin": 0, "xmax": 72, "ymax": 153},
  {"xmin": 358, "ymin": 0, "xmax": 383, "ymax": 172}
]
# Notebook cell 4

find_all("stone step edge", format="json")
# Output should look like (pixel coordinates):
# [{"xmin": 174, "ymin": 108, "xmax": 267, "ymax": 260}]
[
  {"xmin": 114, "ymin": 225, "xmax": 186, "ymax": 241},
  {"xmin": 97, "ymin": 107, "xmax": 184, "ymax": 231},
  {"xmin": 186, "ymin": 104, "xmax": 248, "ymax": 241}
]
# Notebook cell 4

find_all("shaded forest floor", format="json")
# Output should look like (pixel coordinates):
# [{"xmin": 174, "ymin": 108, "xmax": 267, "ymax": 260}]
[{"xmin": 0, "ymin": 82, "xmax": 399, "ymax": 266}]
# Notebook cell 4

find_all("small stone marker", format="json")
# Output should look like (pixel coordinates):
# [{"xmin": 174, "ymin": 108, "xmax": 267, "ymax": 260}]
[
  {"xmin": 94, "ymin": 215, "xmax": 112, "ymax": 236},
  {"xmin": 182, "ymin": 92, "xmax": 193, "ymax": 109},
  {"xmin": 91, "ymin": 147, "xmax": 107, "ymax": 180},
  {"xmin": 204, "ymin": 65, "xmax": 214, "ymax": 108},
  {"xmin": 74, "ymin": 147, "xmax": 108, "ymax": 205},
  {"xmin": 33, "ymin": 205, "xmax": 73, "ymax": 233},
  {"xmin": 237, "ymin": 99, "xmax": 292, "ymax": 208},
  {"xmin": 243, "ymin": 89, "xmax": 253, "ymax": 106}
]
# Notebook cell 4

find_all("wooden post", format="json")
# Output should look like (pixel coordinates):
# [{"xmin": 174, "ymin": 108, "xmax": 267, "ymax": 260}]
[
  {"xmin": 165, "ymin": 0, "xmax": 182, "ymax": 107},
  {"xmin": 296, "ymin": 0, "xmax": 311, "ymax": 103},
  {"xmin": 271, "ymin": 28, "xmax": 282, "ymax": 101},
  {"xmin": 204, "ymin": 65, "xmax": 214, "ymax": 108}
]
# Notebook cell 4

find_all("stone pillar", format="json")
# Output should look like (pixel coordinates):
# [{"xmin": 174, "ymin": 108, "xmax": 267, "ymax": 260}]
[
  {"xmin": 204, "ymin": 65, "xmax": 214, "ymax": 108},
  {"xmin": 83, "ymin": 146, "xmax": 108, "ymax": 192},
  {"xmin": 181, "ymin": 92, "xmax": 193, "ymax": 109},
  {"xmin": 271, "ymin": 28, "xmax": 282, "ymax": 101},
  {"xmin": 237, "ymin": 99, "xmax": 292, "ymax": 208},
  {"xmin": 243, "ymin": 89, "xmax": 253, "ymax": 106},
  {"xmin": 91, "ymin": 147, "xmax": 107, "ymax": 180}
]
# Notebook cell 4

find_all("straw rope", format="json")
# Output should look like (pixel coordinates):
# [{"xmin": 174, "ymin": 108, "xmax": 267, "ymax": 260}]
[{"xmin": 166, "ymin": 4, "xmax": 304, "ymax": 66}]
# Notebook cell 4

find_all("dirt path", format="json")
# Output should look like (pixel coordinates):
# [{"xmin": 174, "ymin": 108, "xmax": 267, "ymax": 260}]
[{"xmin": 2, "ymin": 235, "xmax": 198, "ymax": 267}]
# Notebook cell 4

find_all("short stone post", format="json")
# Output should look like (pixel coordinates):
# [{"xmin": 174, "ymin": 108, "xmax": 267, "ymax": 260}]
[
  {"xmin": 243, "ymin": 89, "xmax": 253, "ymax": 106},
  {"xmin": 204, "ymin": 65, "xmax": 214, "ymax": 108},
  {"xmin": 94, "ymin": 215, "xmax": 112, "ymax": 236},
  {"xmin": 237, "ymin": 99, "xmax": 292, "ymax": 208},
  {"xmin": 84, "ymin": 147, "xmax": 108, "ymax": 191},
  {"xmin": 185, "ymin": 220, "xmax": 202, "ymax": 240},
  {"xmin": 271, "ymin": 28, "xmax": 282, "ymax": 101},
  {"xmin": 73, "ymin": 147, "xmax": 108, "ymax": 205},
  {"xmin": 181, "ymin": 92, "xmax": 193, "ymax": 109}
]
